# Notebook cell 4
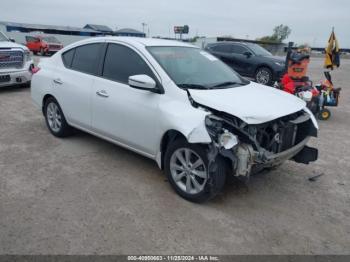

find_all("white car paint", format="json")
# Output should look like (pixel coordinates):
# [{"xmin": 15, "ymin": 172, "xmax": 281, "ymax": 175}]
[{"xmin": 31, "ymin": 37, "xmax": 317, "ymax": 168}]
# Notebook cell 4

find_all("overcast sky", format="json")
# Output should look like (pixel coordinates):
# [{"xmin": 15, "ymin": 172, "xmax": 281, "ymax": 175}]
[{"xmin": 1, "ymin": 0, "xmax": 349, "ymax": 47}]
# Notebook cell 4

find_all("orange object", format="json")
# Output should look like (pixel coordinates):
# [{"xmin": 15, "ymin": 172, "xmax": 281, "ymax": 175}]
[{"xmin": 287, "ymin": 57, "xmax": 310, "ymax": 79}]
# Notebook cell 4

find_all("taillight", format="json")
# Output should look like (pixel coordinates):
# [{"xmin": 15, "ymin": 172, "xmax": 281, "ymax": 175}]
[{"xmin": 31, "ymin": 66, "xmax": 40, "ymax": 74}]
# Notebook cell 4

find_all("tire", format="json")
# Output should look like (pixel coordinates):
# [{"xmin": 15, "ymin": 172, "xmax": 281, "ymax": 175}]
[
  {"xmin": 40, "ymin": 48, "xmax": 45, "ymax": 56},
  {"xmin": 318, "ymin": 108, "xmax": 331, "ymax": 121},
  {"xmin": 164, "ymin": 139, "xmax": 226, "ymax": 202},
  {"xmin": 255, "ymin": 67, "xmax": 273, "ymax": 86},
  {"xmin": 44, "ymin": 97, "xmax": 73, "ymax": 137}
]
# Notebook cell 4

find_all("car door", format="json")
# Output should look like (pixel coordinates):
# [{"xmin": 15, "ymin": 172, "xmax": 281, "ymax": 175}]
[
  {"xmin": 209, "ymin": 44, "xmax": 237, "ymax": 69},
  {"xmin": 33, "ymin": 37, "xmax": 41, "ymax": 52},
  {"xmin": 52, "ymin": 43, "xmax": 104, "ymax": 130},
  {"xmin": 229, "ymin": 44, "xmax": 254, "ymax": 76},
  {"xmin": 92, "ymin": 43, "xmax": 161, "ymax": 156}
]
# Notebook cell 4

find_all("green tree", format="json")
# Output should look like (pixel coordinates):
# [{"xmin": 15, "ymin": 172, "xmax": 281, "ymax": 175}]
[
  {"xmin": 258, "ymin": 24, "xmax": 291, "ymax": 43},
  {"xmin": 273, "ymin": 24, "xmax": 291, "ymax": 42}
]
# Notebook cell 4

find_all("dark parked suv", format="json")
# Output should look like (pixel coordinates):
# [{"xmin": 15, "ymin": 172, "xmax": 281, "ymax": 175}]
[{"xmin": 205, "ymin": 42, "xmax": 285, "ymax": 86}]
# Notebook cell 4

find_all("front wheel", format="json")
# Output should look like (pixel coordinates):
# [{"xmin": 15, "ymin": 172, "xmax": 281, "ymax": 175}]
[
  {"xmin": 164, "ymin": 139, "xmax": 226, "ymax": 202},
  {"xmin": 255, "ymin": 67, "xmax": 273, "ymax": 86}
]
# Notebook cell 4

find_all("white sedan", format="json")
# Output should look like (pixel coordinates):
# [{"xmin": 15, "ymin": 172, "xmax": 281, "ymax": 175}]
[{"xmin": 31, "ymin": 37, "xmax": 318, "ymax": 202}]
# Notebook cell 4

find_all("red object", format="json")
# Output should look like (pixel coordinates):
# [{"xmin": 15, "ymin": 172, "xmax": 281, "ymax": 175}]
[
  {"xmin": 25, "ymin": 35, "xmax": 63, "ymax": 55},
  {"xmin": 311, "ymin": 88, "xmax": 319, "ymax": 96},
  {"xmin": 31, "ymin": 66, "xmax": 40, "ymax": 74},
  {"xmin": 281, "ymin": 74, "xmax": 295, "ymax": 94}
]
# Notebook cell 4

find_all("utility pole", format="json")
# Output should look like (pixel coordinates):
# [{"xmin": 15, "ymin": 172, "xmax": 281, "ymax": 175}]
[{"xmin": 142, "ymin": 22, "xmax": 147, "ymax": 35}]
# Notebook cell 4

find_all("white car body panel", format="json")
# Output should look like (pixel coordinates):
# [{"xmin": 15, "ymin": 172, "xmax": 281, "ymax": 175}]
[
  {"xmin": 53, "ymin": 68, "xmax": 95, "ymax": 130},
  {"xmin": 0, "ymin": 41, "xmax": 26, "ymax": 49},
  {"xmin": 31, "ymin": 37, "xmax": 317, "ymax": 169},
  {"xmin": 92, "ymin": 76, "xmax": 160, "ymax": 155}
]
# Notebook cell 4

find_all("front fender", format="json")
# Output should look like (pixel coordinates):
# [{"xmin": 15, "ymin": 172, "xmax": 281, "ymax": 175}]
[{"xmin": 159, "ymin": 100, "xmax": 212, "ymax": 144}]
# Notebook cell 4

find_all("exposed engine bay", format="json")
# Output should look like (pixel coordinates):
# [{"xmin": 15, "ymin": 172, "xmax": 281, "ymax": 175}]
[{"xmin": 203, "ymin": 107, "xmax": 318, "ymax": 179}]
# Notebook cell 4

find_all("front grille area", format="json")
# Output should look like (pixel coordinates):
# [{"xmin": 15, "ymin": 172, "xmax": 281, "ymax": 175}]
[
  {"xmin": 218, "ymin": 110, "xmax": 316, "ymax": 154},
  {"xmin": 0, "ymin": 50, "xmax": 24, "ymax": 69},
  {"xmin": 253, "ymin": 112, "xmax": 313, "ymax": 154}
]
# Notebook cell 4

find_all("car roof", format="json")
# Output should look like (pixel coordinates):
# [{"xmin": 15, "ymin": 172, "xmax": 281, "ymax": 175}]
[
  {"xmin": 33, "ymin": 35, "xmax": 56, "ymax": 38},
  {"xmin": 80, "ymin": 36, "xmax": 197, "ymax": 48},
  {"xmin": 208, "ymin": 41, "xmax": 249, "ymax": 46}
]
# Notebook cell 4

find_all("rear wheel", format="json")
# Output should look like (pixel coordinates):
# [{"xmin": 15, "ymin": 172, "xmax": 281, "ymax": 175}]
[
  {"xmin": 40, "ymin": 48, "xmax": 45, "ymax": 56},
  {"xmin": 164, "ymin": 139, "xmax": 226, "ymax": 202},
  {"xmin": 255, "ymin": 67, "xmax": 273, "ymax": 86},
  {"xmin": 44, "ymin": 97, "xmax": 73, "ymax": 137}
]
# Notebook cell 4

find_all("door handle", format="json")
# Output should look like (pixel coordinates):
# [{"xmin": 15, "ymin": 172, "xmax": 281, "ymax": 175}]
[
  {"xmin": 53, "ymin": 78, "xmax": 63, "ymax": 85},
  {"xmin": 96, "ymin": 90, "xmax": 109, "ymax": 98}
]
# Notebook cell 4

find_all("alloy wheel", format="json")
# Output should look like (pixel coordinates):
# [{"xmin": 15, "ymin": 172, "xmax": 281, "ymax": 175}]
[
  {"xmin": 256, "ymin": 69, "xmax": 270, "ymax": 85},
  {"xmin": 46, "ymin": 102, "xmax": 62, "ymax": 133},
  {"xmin": 170, "ymin": 148, "xmax": 208, "ymax": 195}
]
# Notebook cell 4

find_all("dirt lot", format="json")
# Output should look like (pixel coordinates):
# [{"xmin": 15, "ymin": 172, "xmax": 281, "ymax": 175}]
[{"xmin": 0, "ymin": 57, "xmax": 349, "ymax": 255}]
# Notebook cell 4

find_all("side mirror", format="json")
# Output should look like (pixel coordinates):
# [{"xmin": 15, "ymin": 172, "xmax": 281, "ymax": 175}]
[
  {"xmin": 243, "ymin": 51, "xmax": 252, "ymax": 58},
  {"xmin": 128, "ymin": 75, "xmax": 158, "ymax": 92},
  {"xmin": 9, "ymin": 38, "xmax": 15, "ymax": 43}
]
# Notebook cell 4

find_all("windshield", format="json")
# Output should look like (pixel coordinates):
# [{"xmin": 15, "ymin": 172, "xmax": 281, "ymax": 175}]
[
  {"xmin": 0, "ymin": 32, "xmax": 9, "ymax": 42},
  {"xmin": 246, "ymin": 43, "xmax": 272, "ymax": 56},
  {"xmin": 43, "ymin": 36, "xmax": 60, "ymax": 43},
  {"xmin": 147, "ymin": 46, "xmax": 249, "ymax": 89}
]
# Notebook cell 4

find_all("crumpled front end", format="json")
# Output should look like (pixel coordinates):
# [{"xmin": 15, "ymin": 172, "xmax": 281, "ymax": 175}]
[{"xmin": 205, "ymin": 110, "xmax": 318, "ymax": 179}]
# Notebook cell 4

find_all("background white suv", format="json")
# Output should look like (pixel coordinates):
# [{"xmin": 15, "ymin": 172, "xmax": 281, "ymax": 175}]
[
  {"xmin": 0, "ymin": 31, "xmax": 34, "ymax": 88},
  {"xmin": 31, "ymin": 37, "xmax": 318, "ymax": 202}
]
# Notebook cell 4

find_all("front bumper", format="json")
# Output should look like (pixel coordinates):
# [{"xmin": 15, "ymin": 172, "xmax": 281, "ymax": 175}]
[
  {"xmin": 233, "ymin": 136, "xmax": 318, "ymax": 177},
  {"xmin": 0, "ymin": 62, "xmax": 33, "ymax": 87},
  {"xmin": 260, "ymin": 137, "xmax": 317, "ymax": 167}
]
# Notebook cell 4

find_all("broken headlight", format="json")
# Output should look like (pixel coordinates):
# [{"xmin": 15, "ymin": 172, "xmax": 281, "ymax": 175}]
[
  {"xmin": 205, "ymin": 115, "xmax": 239, "ymax": 150},
  {"xmin": 219, "ymin": 130, "xmax": 238, "ymax": 149}
]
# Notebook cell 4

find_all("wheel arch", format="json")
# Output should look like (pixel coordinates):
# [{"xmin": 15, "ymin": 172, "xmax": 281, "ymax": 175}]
[
  {"xmin": 255, "ymin": 64, "xmax": 273, "ymax": 75},
  {"xmin": 42, "ymin": 94, "xmax": 55, "ymax": 114},
  {"xmin": 158, "ymin": 129, "xmax": 187, "ymax": 169}
]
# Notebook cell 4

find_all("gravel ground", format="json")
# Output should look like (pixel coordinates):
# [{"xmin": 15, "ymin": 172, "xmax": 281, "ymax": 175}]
[{"xmin": 0, "ymin": 57, "xmax": 349, "ymax": 255}]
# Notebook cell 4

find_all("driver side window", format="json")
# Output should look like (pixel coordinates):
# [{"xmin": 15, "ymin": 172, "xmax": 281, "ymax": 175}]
[{"xmin": 102, "ymin": 43, "xmax": 156, "ymax": 85}]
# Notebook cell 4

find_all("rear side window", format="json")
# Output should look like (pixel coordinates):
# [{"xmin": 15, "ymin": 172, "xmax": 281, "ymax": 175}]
[
  {"xmin": 211, "ymin": 44, "xmax": 231, "ymax": 53},
  {"xmin": 26, "ymin": 36, "xmax": 36, "ymax": 42},
  {"xmin": 103, "ymin": 44, "xmax": 155, "ymax": 84},
  {"xmin": 232, "ymin": 45, "xmax": 248, "ymax": 54},
  {"xmin": 62, "ymin": 48, "xmax": 75, "ymax": 68},
  {"xmin": 71, "ymin": 43, "xmax": 102, "ymax": 75}
]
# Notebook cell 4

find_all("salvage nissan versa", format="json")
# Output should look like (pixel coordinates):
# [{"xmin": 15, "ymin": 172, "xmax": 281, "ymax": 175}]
[{"xmin": 31, "ymin": 37, "xmax": 318, "ymax": 202}]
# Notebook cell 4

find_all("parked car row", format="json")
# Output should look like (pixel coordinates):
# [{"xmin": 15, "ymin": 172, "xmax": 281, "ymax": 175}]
[{"xmin": 30, "ymin": 37, "xmax": 318, "ymax": 202}]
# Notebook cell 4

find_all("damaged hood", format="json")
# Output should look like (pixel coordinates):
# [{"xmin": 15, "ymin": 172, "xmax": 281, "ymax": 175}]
[{"xmin": 189, "ymin": 81, "xmax": 306, "ymax": 124}]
